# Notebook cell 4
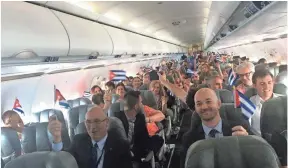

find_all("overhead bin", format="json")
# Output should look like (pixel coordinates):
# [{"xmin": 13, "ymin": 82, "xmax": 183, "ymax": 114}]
[
  {"xmin": 53, "ymin": 11, "xmax": 113, "ymax": 56},
  {"xmin": 1, "ymin": 2, "xmax": 69, "ymax": 58}
]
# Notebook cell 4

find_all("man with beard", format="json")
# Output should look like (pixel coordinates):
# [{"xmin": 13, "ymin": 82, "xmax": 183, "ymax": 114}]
[
  {"xmin": 180, "ymin": 88, "xmax": 250, "ymax": 168},
  {"xmin": 249, "ymin": 69, "xmax": 281, "ymax": 136}
]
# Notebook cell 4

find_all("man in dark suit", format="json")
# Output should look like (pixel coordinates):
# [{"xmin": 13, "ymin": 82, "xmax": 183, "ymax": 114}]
[
  {"xmin": 180, "ymin": 88, "xmax": 250, "ymax": 168},
  {"xmin": 114, "ymin": 91, "xmax": 163, "ymax": 166},
  {"xmin": 48, "ymin": 107, "xmax": 132, "ymax": 168}
]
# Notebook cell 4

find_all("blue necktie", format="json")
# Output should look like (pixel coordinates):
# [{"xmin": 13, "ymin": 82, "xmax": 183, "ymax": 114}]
[
  {"xmin": 92, "ymin": 143, "xmax": 98, "ymax": 168},
  {"xmin": 209, "ymin": 129, "xmax": 218, "ymax": 138}
]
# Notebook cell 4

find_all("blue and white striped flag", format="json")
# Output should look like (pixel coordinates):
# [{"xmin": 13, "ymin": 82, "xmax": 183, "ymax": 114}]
[
  {"xmin": 215, "ymin": 54, "xmax": 221, "ymax": 62},
  {"xmin": 109, "ymin": 70, "xmax": 126, "ymax": 81},
  {"xmin": 228, "ymin": 68, "xmax": 238, "ymax": 86},
  {"xmin": 237, "ymin": 90, "xmax": 256, "ymax": 120}
]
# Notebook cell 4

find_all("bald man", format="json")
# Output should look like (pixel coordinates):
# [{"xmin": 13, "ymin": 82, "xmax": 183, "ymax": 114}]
[
  {"xmin": 48, "ymin": 107, "xmax": 132, "ymax": 168},
  {"xmin": 180, "ymin": 88, "xmax": 250, "ymax": 168}
]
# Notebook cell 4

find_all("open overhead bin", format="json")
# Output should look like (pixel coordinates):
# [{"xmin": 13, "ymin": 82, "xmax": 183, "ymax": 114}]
[
  {"xmin": 53, "ymin": 10, "xmax": 113, "ymax": 56},
  {"xmin": 1, "ymin": 2, "xmax": 69, "ymax": 58}
]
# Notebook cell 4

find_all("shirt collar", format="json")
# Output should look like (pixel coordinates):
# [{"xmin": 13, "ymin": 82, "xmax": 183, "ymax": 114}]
[
  {"xmin": 255, "ymin": 93, "xmax": 278, "ymax": 105},
  {"xmin": 92, "ymin": 134, "xmax": 108, "ymax": 150},
  {"xmin": 202, "ymin": 119, "xmax": 223, "ymax": 136}
]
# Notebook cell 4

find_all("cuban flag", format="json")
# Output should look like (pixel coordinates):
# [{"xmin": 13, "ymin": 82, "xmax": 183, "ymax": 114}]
[
  {"xmin": 109, "ymin": 70, "xmax": 126, "ymax": 81},
  {"xmin": 228, "ymin": 68, "xmax": 238, "ymax": 86},
  {"xmin": 83, "ymin": 91, "xmax": 92, "ymax": 98},
  {"xmin": 54, "ymin": 86, "xmax": 70, "ymax": 109},
  {"xmin": 215, "ymin": 54, "xmax": 222, "ymax": 62},
  {"xmin": 234, "ymin": 87, "xmax": 256, "ymax": 120},
  {"xmin": 13, "ymin": 98, "xmax": 25, "ymax": 115}
]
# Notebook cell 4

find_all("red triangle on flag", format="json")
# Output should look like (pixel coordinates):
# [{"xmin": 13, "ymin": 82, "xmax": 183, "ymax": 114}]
[
  {"xmin": 13, "ymin": 98, "xmax": 22, "ymax": 108},
  {"xmin": 55, "ymin": 89, "xmax": 66, "ymax": 102},
  {"xmin": 234, "ymin": 88, "xmax": 241, "ymax": 108},
  {"xmin": 109, "ymin": 71, "xmax": 115, "ymax": 81}
]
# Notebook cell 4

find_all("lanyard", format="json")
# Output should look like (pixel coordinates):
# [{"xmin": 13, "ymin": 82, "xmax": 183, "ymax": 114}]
[{"xmin": 95, "ymin": 149, "xmax": 105, "ymax": 168}]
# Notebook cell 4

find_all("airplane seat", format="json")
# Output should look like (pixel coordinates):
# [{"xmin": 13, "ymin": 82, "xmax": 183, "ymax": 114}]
[
  {"xmin": 4, "ymin": 151, "xmax": 78, "ymax": 168},
  {"xmin": 261, "ymin": 96, "xmax": 287, "ymax": 142},
  {"xmin": 31, "ymin": 109, "xmax": 70, "ymax": 147},
  {"xmin": 67, "ymin": 104, "xmax": 95, "ymax": 140},
  {"xmin": 185, "ymin": 135, "xmax": 280, "ymax": 168},
  {"xmin": 2, "ymin": 158, "xmax": 5, "ymax": 168},
  {"xmin": 261, "ymin": 96, "xmax": 287, "ymax": 165},
  {"xmin": 108, "ymin": 101, "xmax": 124, "ymax": 117},
  {"xmin": 273, "ymin": 83, "xmax": 287, "ymax": 95},
  {"xmin": 67, "ymin": 97, "xmax": 92, "ymax": 108},
  {"xmin": 215, "ymin": 89, "xmax": 234, "ymax": 104},
  {"xmin": 1, "ymin": 127, "xmax": 21, "ymax": 165},
  {"xmin": 244, "ymin": 87, "xmax": 257, "ymax": 99},
  {"xmin": 268, "ymin": 62, "xmax": 278, "ymax": 76},
  {"xmin": 279, "ymin": 64, "xmax": 287, "ymax": 73},
  {"xmin": 74, "ymin": 117, "xmax": 127, "ymax": 141},
  {"xmin": 197, "ymin": 84, "xmax": 209, "ymax": 89}
]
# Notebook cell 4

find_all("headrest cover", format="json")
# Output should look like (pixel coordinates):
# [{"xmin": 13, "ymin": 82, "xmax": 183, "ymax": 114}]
[{"xmin": 185, "ymin": 135, "xmax": 280, "ymax": 168}]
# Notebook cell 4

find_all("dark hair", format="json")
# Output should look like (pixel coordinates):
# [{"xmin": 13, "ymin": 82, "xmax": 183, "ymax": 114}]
[
  {"xmin": 258, "ymin": 58, "xmax": 267, "ymax": 64},
  {"xmin": 105, "ymin": 81, "xmax": 115, "ymax": 89},
  {"xmin": 116, "ymin": 82, "xmax": 127, "ymax": 92},
  {"xmin": 124, "ymin": 91, "xmax": 141, "ymax": 111},
  {"xmin": 252, "ymin": 69, "xmax": 274, "ymax": 84},
  {"xmin": 90, "ymin": 85, "xmax": 103, "ymax": 94},
  {"xmin": 92, "ymin": 94, "xmax": 104, "ymax": 105},
  {"xmin": 2, "ymin": 110, "xmax": 19, "ymax": 124}
]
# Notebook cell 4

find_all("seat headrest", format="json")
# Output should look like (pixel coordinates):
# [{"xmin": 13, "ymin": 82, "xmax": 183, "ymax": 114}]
[
  {"xmin": 31, "ymin": 109, "xmax": 65, "ymax": 124},
  {"xmin": 140, "ymin": 90, "xmax": 157, "ymax": 109},
  {"xmin": 185, "ymin": 135, "xmax": 280, "ymax": 168},
  {"xmin": 74, "ymin": 117, "xmax": 127, "ymax": 141},
  {"xmin": 273, "ymin": 83, "xmax": 287, "ymax": 95},
  {"xmin": 108, "ymin": 102, "xmax": 124, "ymax": 117},
  {"xmin": 244, "ymin": 87, "xmax": 257, "ymax": 98},
  {"xmin": 4, "ymin": 151, "xmax": 78, "ymax": 168},
  {"xmin": 67, "ymin": 97, "xmax": 92, "ymax": 108},
  {"xmin": 261, "ymin": 96, "xmax": 287, "ymax": 142},
  {"xmin": 215, "ymin": 89, "xmax": 234, "ymax": 103}
]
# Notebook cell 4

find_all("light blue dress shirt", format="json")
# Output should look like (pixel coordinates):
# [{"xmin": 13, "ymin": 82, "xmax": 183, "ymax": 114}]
[
  {"xmin": 52, "ymin": 134, "xmax": 108, "ymax": 168},
  {"xmin": 202, "ymin": 119, "xmax": 224, "ymax": 139}
]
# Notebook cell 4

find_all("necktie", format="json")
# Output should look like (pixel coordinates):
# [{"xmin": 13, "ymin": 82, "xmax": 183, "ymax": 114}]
[
  {"xmin": 92, "ymin": 143, "xmax": 98, "ymax": 168},
  {"xmin": 209, "ymin": 129, "xmax": 218, "ymax": 138}
]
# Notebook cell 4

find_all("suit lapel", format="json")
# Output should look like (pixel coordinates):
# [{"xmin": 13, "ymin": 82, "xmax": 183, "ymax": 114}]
[
  {"xmin": 103, "ymin": 134, "xmax": 113, "ymax": 168},
  {"xmin": 81, "ymin": 134, "xmax": 93, "ymax": 167}
]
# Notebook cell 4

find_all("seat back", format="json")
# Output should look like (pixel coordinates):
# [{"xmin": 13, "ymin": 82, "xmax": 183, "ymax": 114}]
[
  {"xmin": 67, "ymin": 97, "xmax": 92, "ymax": 108},
  {"xmin": 271, "ymin": 130, "xmax": 287, "ymax": 166},
  {"xmin": 215, "ymin": 89, "xmax": 234, "ymax": 104},
  {"xmin": 261, "ymin": 96, "xmax": 287, "ymax": 143},
  {"xmin": 1, "ymin": 127, "xmax": 21, "ymax": 165},
  {"xmin": 244, "ymin": 87, "xmax": 257, "ymax": 99},
  {"xmin": 74, "ymin": 117, "xmax": 127, "ymax": 141},
  {"xmin": 140, "ymin": 90, "xmax": 157, "ymax": 109},
  {"xmin": 68, "ymin": 104, "xmax": 95, "ymax": 139},
  {"xmin": 4, "ymin": 151, "xmax": 78, "ymax": 168},
  {"xmin": 31, "ymin": 109, "xmax": 70, "ymax": 147},
  {"xmin": 273, "ymin": 83, "xmax": 287, "ymax": 95},
  {"xmin": 185, "ymin": 135, "xmax": 280, "ymax": 168}
]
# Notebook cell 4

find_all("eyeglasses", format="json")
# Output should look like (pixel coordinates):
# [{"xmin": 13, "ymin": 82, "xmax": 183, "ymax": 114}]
[
  {"xmin": 238, "ymin": 71, "xmax": 252, "ymax": 77},
  {"xmin": 85, "ymin": 118, "xmax": 107, "ymax": 125}
]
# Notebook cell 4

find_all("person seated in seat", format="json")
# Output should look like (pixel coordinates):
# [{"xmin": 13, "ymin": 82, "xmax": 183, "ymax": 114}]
[
  {"xmin": 114, "ymin": 91, "xmax": 164, "ymax": 166},
  {"xmin": 2, "ymin": 110, "xmax": 24, "ymax": 139},
  {"xmin": 105, "ymin": 81, "xmax": 116, "ymax": 94},
  {"xmin": 92, "ymin": 92, "xmax": 112, "ymax": 114},
  {"xmin": 250, "ymin": 69, "xmax": 281, "ymax": 135},
  {"xmin": 206, "ymin": 75, "xmax": 223, "ymax": 90},
  {"xmin": 139, "ymin": 72, "xmax": 150, "ymax": 90},
  {"xmin": 132, "ymin": 77, "xmax": 142, "ymax": 91},
  {"xmin": 235, "ymin": 61, "xmax": 255, "ymax": 93},
  {"xmin": 149, "ymin": 80, "xmax": 168, "ymax": 114},
  {"xmin": 91, "ymin": 85, "xmax": 104, "ymax": 95},
  {"xmin": 180, "ymin": 88, "xmax": 251, "ymax": 168},
  {"xmin": 49, "ymin": 107, "xmax": 132, "ymax": 168},
  {"xmin": 115, "ymin": 82, "xmax": 127, "ymax": 101}
]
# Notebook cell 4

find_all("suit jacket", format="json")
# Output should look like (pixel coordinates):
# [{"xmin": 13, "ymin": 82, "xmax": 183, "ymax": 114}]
[
  {"xmin": 114, "ymin": 111, "xmax": 151, "ymax": 160},
  {"xmin": 68, "ymin": 133, "xmax": 132, "ymax": 168},
  {"xmin": 180, "ymin": 119, "xmax": 252, "ymax": 168}
]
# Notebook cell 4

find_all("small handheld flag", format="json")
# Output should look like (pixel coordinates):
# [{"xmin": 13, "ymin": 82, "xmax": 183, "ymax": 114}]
[
  {"xmin": 109, "ymin": 70, "xmax": 126, "ymax": 81},
  {"xmin": 215, "ymin": 54, "xmax": 222, "ymax": 62},
  {"xmin": 54, "ymin": 86, "xmax": 70, "ymax": 109},
  {"xmin": 228, "ymin": 68, "xmax": 238, "ymax": 86},
  {"xmin": 234, "ymin": 88, "xmax": 256, "ymax": 120},
  {"xmin": 13, "ymin": 98, "xmax": 25, "ymax": 115}
]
